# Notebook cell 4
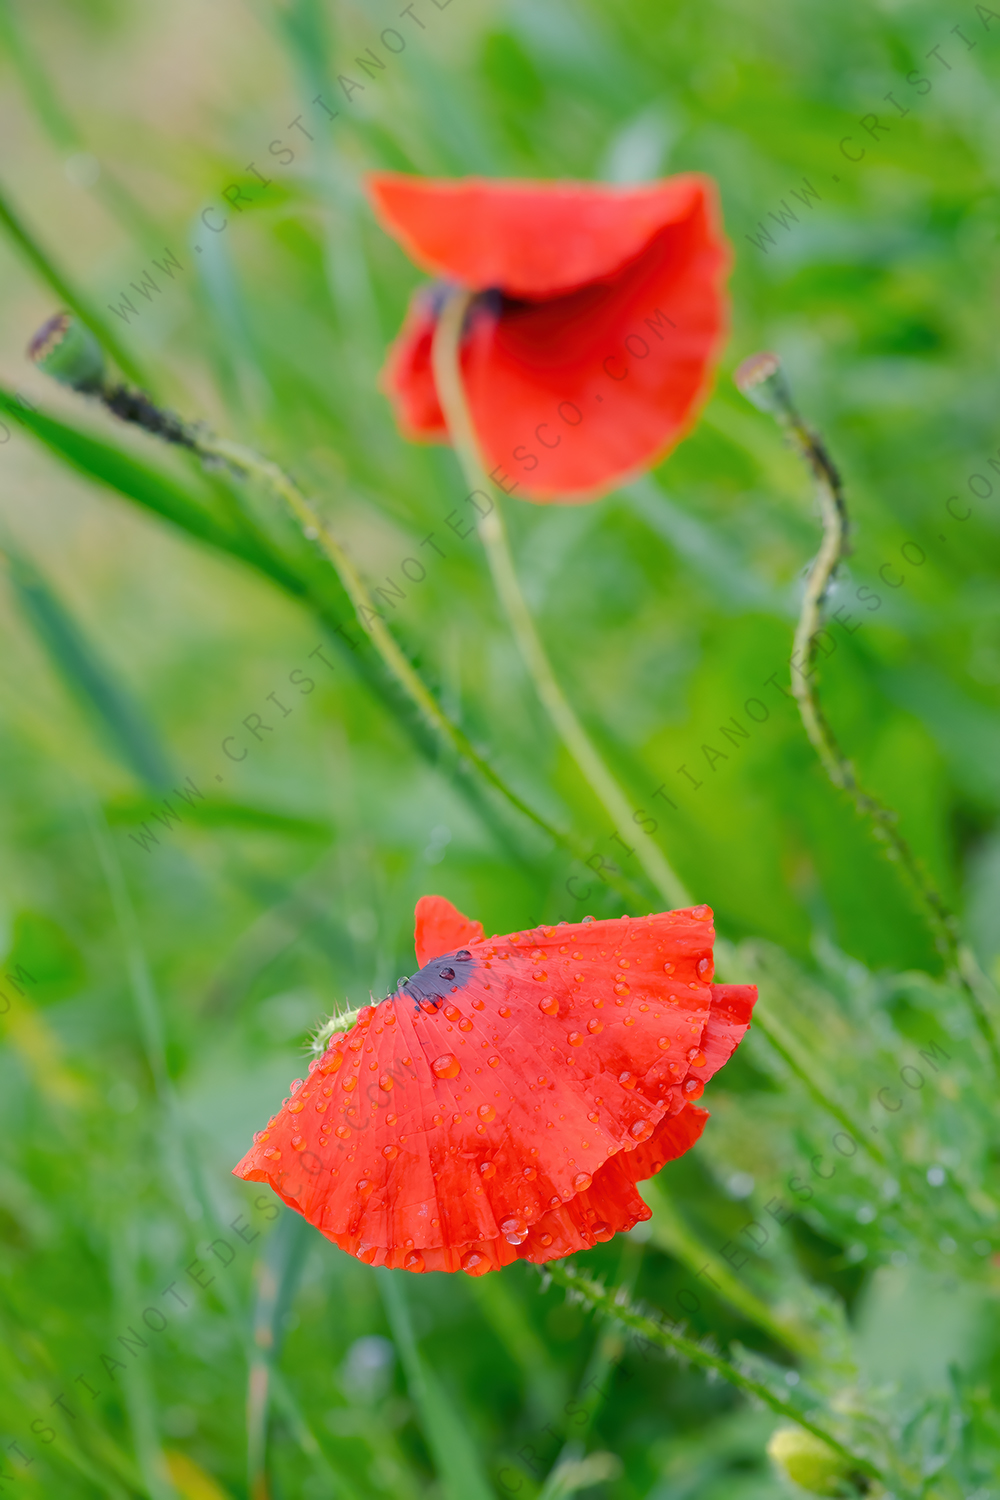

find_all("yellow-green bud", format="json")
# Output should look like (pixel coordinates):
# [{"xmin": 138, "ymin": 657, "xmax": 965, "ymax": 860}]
[
  {"xmin": 767, "ymin": 1426, "xmax": 854, "ymax": 1496},
  {"xmin": 28, "ymin": 313, "xmax": 106, "ymax": 394},
  {"xmin": 734, "ymin": 350, "xmax": 795, "ymax": 421}
]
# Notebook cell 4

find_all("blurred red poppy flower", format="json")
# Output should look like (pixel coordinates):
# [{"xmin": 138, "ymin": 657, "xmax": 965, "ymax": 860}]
[
  {"xmin": 368, "ymin": 173, "xmax": 730, "ymax": 502},
  {"xmin": 234, "ymin": 897, "xmax": 755, "ymax": 1273}
]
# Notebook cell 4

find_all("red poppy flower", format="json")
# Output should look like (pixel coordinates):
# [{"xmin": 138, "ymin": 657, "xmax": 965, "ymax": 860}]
[
  {"xmin": 368, "ymin": 173, "xmax": 730, "ymax": 502},
  {"xmin": 234, "ymin": 897, "xmax": 755, "ymax": 1274}
]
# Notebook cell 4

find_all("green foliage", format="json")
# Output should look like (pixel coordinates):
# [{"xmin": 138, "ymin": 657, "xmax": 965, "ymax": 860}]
[{"xmin": 0, "ymin": 1, "xmax": 999, "ymax": 1497}]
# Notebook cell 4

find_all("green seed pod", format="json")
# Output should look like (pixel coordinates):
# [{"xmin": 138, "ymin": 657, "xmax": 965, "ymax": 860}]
[
  {"xmin": 28, "ymin": 313, "xmax": 106, "ymax": 394},
  {"xmin": 733, "ymin": 350, "xmax": 795, "ymax": 421},
  {"xmin": 767, "ymin": 1426, "xmax": 855, "ymax": 1496}
]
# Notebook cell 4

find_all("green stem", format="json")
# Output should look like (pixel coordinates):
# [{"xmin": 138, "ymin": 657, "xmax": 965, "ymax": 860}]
[
  {"xmin": 431, "ymin": 288, "xmax": 690, "ymax": 912},
  {"xmin": 544, "ymin": 1260, "xmax": 887, "ymax": 1488},
  {"xmin": 200, "ymin": 434, "xmax": 640, "ymax": 894},
  {"xmin": 0, "ymin": 178, "xmax": 150, "ymax": 389},
  {"xmin": 644, "ymin": 1185, "xmax": 820, "ymax": 1358},
  {"xmin": 736, "ymin": 355, "xmax": 1000, "ymax": 1074},
  {"xmin": 78, "ymin": 380, "xmax": 650, "ymax": 911}
]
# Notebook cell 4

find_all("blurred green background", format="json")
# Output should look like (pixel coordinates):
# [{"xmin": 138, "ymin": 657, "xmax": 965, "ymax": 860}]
[{"xmin": 1, "ymin": 0, "xmax": 1000, "ymax": 1496}]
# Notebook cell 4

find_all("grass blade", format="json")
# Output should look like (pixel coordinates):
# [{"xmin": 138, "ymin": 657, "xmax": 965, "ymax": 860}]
[
  {"xmin": 1, "ymin": 537, "xmax": 173, "ymax": 789},
  {"xmin": 0, "ymin": 178, "xmax": 150, "ymax": 388}
]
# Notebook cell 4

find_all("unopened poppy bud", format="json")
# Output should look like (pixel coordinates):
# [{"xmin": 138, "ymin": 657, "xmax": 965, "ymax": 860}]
[
  {"xmin": 766, "ymin": 1426, "xmax": 854, "ymax": 1496},
  {"xmin": 734, "ymin": 350, "xmax": 795, "ymax": 422},
  {"xmin": 28, "ymin": 312, "xmax": 106, "ymax": 394}
]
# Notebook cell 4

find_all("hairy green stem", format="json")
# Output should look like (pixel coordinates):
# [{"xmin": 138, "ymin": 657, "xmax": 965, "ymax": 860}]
[
  {"xmin": 77, "ymin": 377, "xmax": 650, "ymax": 910},
  {"xmin": 644, "ymin": 1185, "xmax": 820, "ymax": 1358},
  {"xmin": 736, "ymin": 354, "xmax": 1000, "ymax": 1073},
  {"xmin": 431, "ymin": 288, "xmax": 690, "ymax": 912},
  {"xmin": 544, "ymin": 1260, "xmax": 886, "ymax": 1487}
]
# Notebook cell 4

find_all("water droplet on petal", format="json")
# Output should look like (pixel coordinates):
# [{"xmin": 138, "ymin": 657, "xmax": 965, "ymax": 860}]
[
  {"xmin": 357, "ymin": 1177, "xmax": 374, "ymax": 1198},
  {"xmin": 488, "ymin": 1055, "xmax": 500, "ymax": 1068},
  {"xmin": 523, "ymin": 1166, "xmax": 536, "ymax": 1181},
  {"xmin": 501, "ymin": 1216, "xmax": 528, "ymax": 1246},
  {"xmin": 288, "ymin": 1099, "xmax": 305, "ymax": 1113},
  {"xmin": 691, "ymin": 905, "xmax": 711, "ymax": 922},
  {"xmin": 587, "ymin": 1019, "xmax": 603, "ymax": 1034},
  {"xmin": 459, "ymin": 1018, "xmax": 473, "ymax": 1032},
  {"xmin": 378, "ymin": 1073, "xmax": 394, "ymax": 1092},
  {"xmin": 357, "ymin": 1246, "xmax": 377, "ymax": 1264},
  {"xmin": 336, "ymin": 1125, "xmax": 351, "ymax": 1140},
  {"xmin": 662, "ymin": 962, "xmax": 675, "ymax": 974},
  {"xmin": 539, "ymin": 1233, "xmax": 553, "ymax": 1248},
  {"xmin": 614, "ymin": 983, "xmax": 629, "ymax": 996},
  {"xmin": 478, "ymin": 1103, "xmax": 496, "ymax": 1123},
  {"xmin": 567, "ymin": 1031, "xmax": 583, "ymax": 1046},
  {"xmin": 630, "ymin": 1119, "xmax": 653, "ymax": 1142},
  {"xmin": 573, "ymin": 1172, "xmax": 592, "ymax": 1191},
  {"xmin": 697, "ymin": 957, "xmax": 714, "ymax": 980},
  {"xmin": 657, "ymin": 1036, "xmax": 671, "ymax": 1050},
  {"xmin": 685, "ymin": 1080, "xmax": 705, "ymax": 1099},
  {"xmin": 319, "ymin": 1049, "xmax": 344, "ymax": 1075},
  {"xmin": 444, "ymin": 1003, "xmax": 460, "ymax": 1021},
  {"xmin": 383, "ymin": 1144, "xmax": 399, "ymax": 1160},
  {"xmin": 342, "ymin": 1075, "xmax": 358, "ymax": 1092},
  {"xmin": 480, "ymin": 1160, "xmax": 496, "ymax": 1178},
  {"xmin": 404, "ymin": 1251, "xmax": 425, "ymax": 1272},
  {"xmin": 587, "ymin": 1112, "xmax": 599, "ymax": 1123},
  {"xmin": 462, "ymin": 1250, "xmax": 488, "ymax": 1275},
  {"xmin": 439, "ymin": 967, "xmax": 455, "ymax": 982},
  {"xmin": 592, "ymin": 1221, "xmax": 611, "ymax": 1239},
  {"xmin": 619, "ymin": 1071, "xmax": 636, "ymax": 1090},
  {"xmin": 539, "ymin": 995, "xmax": 558, "ymax": 1016},
  {"xmin": 432, "ymin": 1054, "xmax": 460, "ymax": 1080}
]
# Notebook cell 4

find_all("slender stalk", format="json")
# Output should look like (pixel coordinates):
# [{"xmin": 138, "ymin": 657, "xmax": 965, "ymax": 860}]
[
  {"xmin": 431, "ymin": 288, "xmax": 690, "ymax": 912},
  {"xmin": 0, "ymin": 179, "xmax": 149, "ymax": 389},
  {"xmin": 75, "ymin": 376, "xmax": 650, "ymax": 910},
  {"xmin": 645, "ymin": 1186, "xmax": 820, "ymax": 1358},
  {"xmin": 544, "ymin": 1260, "xmax": 887, "ymax": 1489},
  {"xmin": 735, "ymin": 353, "xmax": 1000, "ymax": 1073},
  {"xmin": 201, "ymin": 436, "xmax": 645, "ymax": 900}
]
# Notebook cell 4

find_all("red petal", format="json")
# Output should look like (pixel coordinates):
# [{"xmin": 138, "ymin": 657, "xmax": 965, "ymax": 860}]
[
  {"xmin": 414, "ymin": 895, "xmax": 484, "ymax": 967},
  {"xmin": 375, "ymin": 177, "xmax": 729, "ymax": 500},
  {"xmin": 379, "ymin": 291, "xmax": 447, "ymax": 441},
  {"xmin": 462, "ymin": 200, "xmax": 728, "ymax": 500},
  {"xmin": 368, "ymin": 173, "xmax": 712, "ymax": 299},
  {"xmin": 234, "ymin": 907, "xmax": 755, "ymax": 1272},
  {"xmin": 703, "ymin": 983, "xmax": 757, "ymax": 1075}
]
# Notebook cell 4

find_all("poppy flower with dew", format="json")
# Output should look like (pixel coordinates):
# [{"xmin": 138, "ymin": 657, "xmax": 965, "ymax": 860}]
[
  {"xmin": 234, "ymin": 898, "xmax": 755, "ymax": 1274},
  {"xmin": 368, "ymin": 173, "xmax": 730, "ymax": 502}
]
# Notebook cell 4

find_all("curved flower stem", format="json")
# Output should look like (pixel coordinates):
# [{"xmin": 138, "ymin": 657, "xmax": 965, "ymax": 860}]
[
  {"xmin": 543, "ymin": 1260, "xmax": 887, "ymax": 1488},
  {"xmin": 432, "ymin": 288, "xmax": 690, "ymax": 912},
  {"xmin": 75, "ymin": 375, "xmax": 649, "ymax": 912},
  {"xmin": 736, "ymin": 354, "xmax": 1000, "ymax": 1074}
]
